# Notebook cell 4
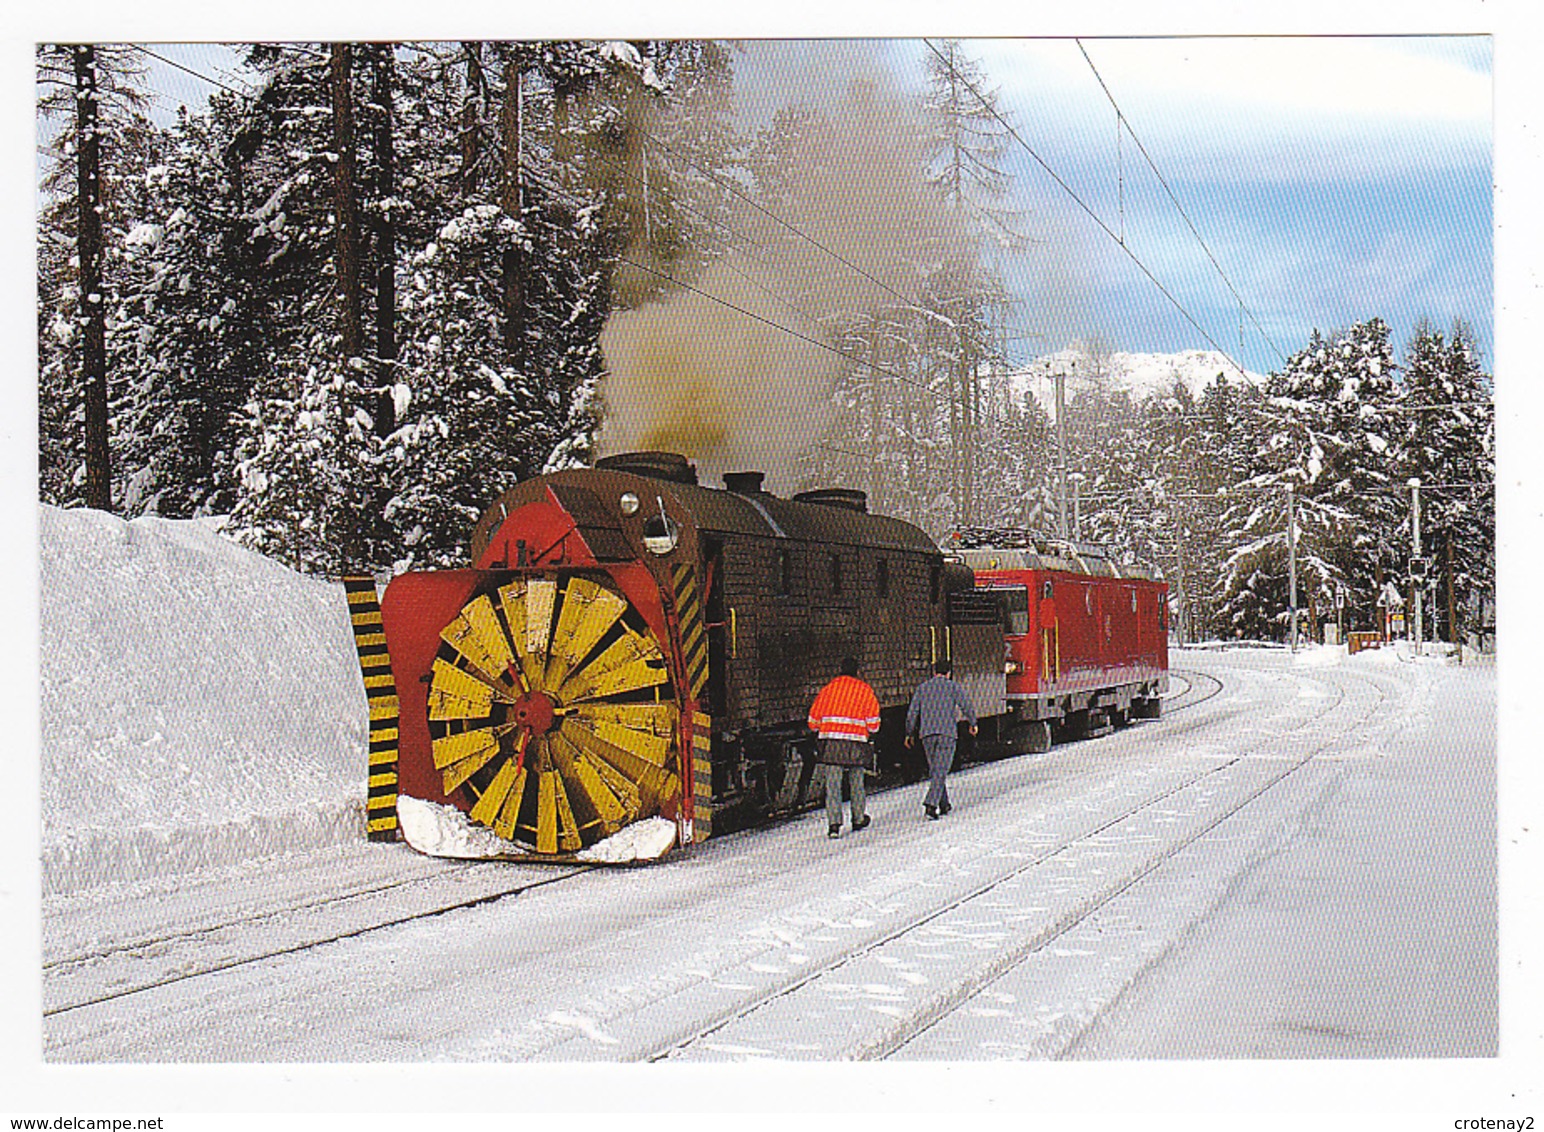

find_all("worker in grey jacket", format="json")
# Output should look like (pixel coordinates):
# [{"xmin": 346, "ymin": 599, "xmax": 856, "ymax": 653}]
[{"xmin": 905, "ymin": 658, "xmax": 978, "ymax": 819}]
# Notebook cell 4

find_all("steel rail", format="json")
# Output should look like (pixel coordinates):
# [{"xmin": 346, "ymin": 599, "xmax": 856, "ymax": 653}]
[{"xmin": 640, "ymin": 663, "xmax": 1383, "ymax": 1062}]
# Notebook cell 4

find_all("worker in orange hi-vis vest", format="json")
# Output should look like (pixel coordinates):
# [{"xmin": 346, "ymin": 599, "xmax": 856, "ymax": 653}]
[{"xmin": 807, "ymin": 656, "xmax": 881, "ymax": 839}]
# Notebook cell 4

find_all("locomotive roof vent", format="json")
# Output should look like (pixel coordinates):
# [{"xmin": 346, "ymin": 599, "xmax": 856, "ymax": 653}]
[
  {"xmin": 791, "ymin": 487, "xmax": 868, "ymax": 513},
  {"xmin": 595, "ymin": 451, "xmax": 699, "ymax": 485},
  {"xmin": 723, "ymin": 471, "xmax": 766, "ymax": 495}
]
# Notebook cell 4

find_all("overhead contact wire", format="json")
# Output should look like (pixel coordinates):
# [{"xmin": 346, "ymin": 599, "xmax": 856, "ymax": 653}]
[
  {"xmin": 1074, "ymin": 39, "xmax": 1288, "ymax": 367},
  {"xmin": 922, "ymin": 38, "xmax": 1253, "ymax": 383}
]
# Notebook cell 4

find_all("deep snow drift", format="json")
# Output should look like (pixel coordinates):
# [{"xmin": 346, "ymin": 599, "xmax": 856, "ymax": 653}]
[
  {"xmin": 38, "ymin": 505, "xmax": 368, "ymax": 895},
  {"xmin": 38, "ymin": 505, "xmax": 692, "ymax": 894}
]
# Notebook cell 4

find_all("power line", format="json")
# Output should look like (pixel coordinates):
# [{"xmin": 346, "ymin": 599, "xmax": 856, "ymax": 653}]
[
  {"xmin": 1074, "ymin": 39, "xmax": 1289, "ymax": 368},
  {"xmin": 124, "ymin": 41, "xmax": 1037, "ymax": 458},
  {"xmin": 922, "ymin": 38, "xmax": 1253, "ymax": 385},
  {"xmin": 128, "ymin": 45, "xmax": 254, "ymax": 101},
  {"xmin": 612, "ymin": 249, "xmax": 980, "ymax": 414},
  {"xmin": 635, "ymin": 122, "xmax": 1032, "ymax": 362},
  {"xmin": 637, "ymin": 125, "xmax": 954, "ymax": 335}
]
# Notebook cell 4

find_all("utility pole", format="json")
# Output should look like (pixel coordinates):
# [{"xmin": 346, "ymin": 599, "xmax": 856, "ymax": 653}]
[
  {"xmin": 1287, "ymin": 483, "xmax": 1298, "ymax": 653},
  {"xmin": 1445, "ymin": 532, "xmax": 1456, "ymax": 648},
  {"xmin": 1410, "ymin": 478, "xmax": 1423, "ymax": 654},
  {"xmin": 1055, "ymin": 364, "xmax": 1067, "ymax": 540},
  {"xmin": 1069, "ymin": 472, "xmax": 1085, "ymax": 540}
]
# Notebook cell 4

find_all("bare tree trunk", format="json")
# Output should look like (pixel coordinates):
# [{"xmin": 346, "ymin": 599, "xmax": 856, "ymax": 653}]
[
  {"xmin": 500, "ymin": 47, "xmax": 525, "ymax": 368},
  {"xmin": 331, "ymin": 43, "xmax": 362, "ymax": 360},
  {"xmin": 459, "ymin": 42, "xmax": 485, "ymax": 196},
  {"xmin": 938, "ymin": 349, "xmax": 951, "ymax": 531},
  {"xmin": 73, "ymin": 45, "xmax": 110, "ymax": 512},
  {"xmin": 371, "ymin": 44, "xmax": 397, "ymax": 436}
]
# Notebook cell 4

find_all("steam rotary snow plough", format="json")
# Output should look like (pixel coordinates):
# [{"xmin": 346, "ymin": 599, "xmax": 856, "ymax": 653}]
[
  {"xmin": 343, "ymin": 449, "xmax": 960, "ymax": 863},
  {"xmin": 343, "ymin": 458, "xmax": 711, "ymax": 863},
  {"xmin": 344, "ymin": 450, "xmax": 1168, "ymax": 864}
]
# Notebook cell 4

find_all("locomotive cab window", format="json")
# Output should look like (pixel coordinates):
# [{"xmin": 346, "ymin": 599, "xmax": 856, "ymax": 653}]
[
  {"xmin": 777, "ymin": 547, "xmax": 792, "ymax": 596},
  {"xmin": 829, "ymin": 552, "xmax": 843, "ymax": 595},
  {"xmin": 876, "ymin": 557, "xmax": 889, "ymax": 599},
  {"xmin": 996, "ymin": 586, "xmax": 1030, "ymax": 636},
  {"xmin": 930, "ymin": 565, "xmax": 942, "ymax": 604},
  {"xmin": 1041, "ymin": 579, "xmax": 1054, "ymax": 600}
]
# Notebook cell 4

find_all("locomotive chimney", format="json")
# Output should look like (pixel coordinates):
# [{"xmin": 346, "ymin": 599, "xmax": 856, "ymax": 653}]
[
  {"xmin": 791, "ymin": 488, "xmax": 868, "ymax": 513},
  {"xmin": 723, "ymin": 471, "xmax": 766, "ymax": 494},
  {"xmin": 594, "ymin": 451, "xmax": 700, "ymax": 485}
]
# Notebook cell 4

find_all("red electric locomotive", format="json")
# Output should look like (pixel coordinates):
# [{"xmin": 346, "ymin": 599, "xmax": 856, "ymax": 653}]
[{"xmin": 947, "ymin": 529, "xmax": 1168, "ymax": 755}]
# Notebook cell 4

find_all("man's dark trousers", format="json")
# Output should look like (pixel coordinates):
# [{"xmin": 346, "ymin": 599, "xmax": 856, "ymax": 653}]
[{"xmin": 921, "ymin": 733, "xmax": 956, "ymax": 810}]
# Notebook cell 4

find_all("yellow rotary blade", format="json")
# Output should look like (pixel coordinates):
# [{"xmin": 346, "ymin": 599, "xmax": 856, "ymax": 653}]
[
  {"xmin": 496, "ymin": 580, "xmax": 547, "ymax": 690},
  {"xmin": 524, "ymin": 578, "xmax": 558, "ymax": 671},
  {"xmin": 440, "ymin": 594, "xmax": 517, "ymax": 687},
  {"xmin": 531, "ymin": 769, "xmax": 560, "ymax": 854},
  {"xmin": 551, "ymin": 771, "xmax": 583, "ymax": 852},
  {"xmin": 436, "ymin": 728, "xmax": 501, "ymax": 794},
  {"xmin": 469, "ymin": 757, "xmax": 522, "ymax": 829},
  {"xmin": 428, "ymin": 659, "xmax": 498, "ymax": 720},
  {"xmin": 565, "ymin": 715, "xmax": 672, "ymax": 768},
  {"xmin": 558, "ymin": 629, "xmax": 669, "ymax": 703},
  {"xmin": 548, "ymin": 740, "xmax": 624, "ymax": 837},
  {"xmin": 559, "ymin": 717, "xmax": 678, "ymax": 810},
  {"xmin": 548, "ymin": 730, "xmax": 640, "ymax": 829},
  {"xmin": 546, "ymin": 578, "xmax": 628, "ymax": 690},
  {"xmin": 493, "ymin": 763, "xmax": 531, "ymax": 841},
  {"xmin": 432, "ymin": 726, "xmax": 498, "ymax": 771},
  {"xmin": 570, "ymin": 701, "xmax": 678, "ymax": 740}
]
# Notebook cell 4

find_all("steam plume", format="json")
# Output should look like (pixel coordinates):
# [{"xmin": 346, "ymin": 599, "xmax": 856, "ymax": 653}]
[{"xmin": 596, "ymin": 69, "xmax": 973, "ymax": 492}]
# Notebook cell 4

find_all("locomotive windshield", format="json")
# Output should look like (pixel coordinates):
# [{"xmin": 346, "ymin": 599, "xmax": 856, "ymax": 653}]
[{"xmin": 990, "ymin": 585, "xmax": 1030, "ymax": 636}]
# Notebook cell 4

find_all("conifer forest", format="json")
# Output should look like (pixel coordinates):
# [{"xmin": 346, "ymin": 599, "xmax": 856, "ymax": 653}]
[{"xmin": 36, "ymin": 40, "xmax": 1494, "ymax": 647}]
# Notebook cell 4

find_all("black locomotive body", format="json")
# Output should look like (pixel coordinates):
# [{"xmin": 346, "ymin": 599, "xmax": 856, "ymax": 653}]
[{"xmin": 477, "ymin": 451, "xmax": 964, "ymax": 834}]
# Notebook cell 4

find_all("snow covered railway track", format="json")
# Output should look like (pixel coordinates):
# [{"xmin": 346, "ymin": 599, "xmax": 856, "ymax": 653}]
[
  {"xmin": 637, "ymin": 665, "xmax": 1388, "ymax": 1062},
  {"xmin": 42, "ymin": 860, "xmax": 592, "ymax": 1017},
  {"xmin": 1162, "ymin": 667, "xmax": 1225, "ymax": 712}
]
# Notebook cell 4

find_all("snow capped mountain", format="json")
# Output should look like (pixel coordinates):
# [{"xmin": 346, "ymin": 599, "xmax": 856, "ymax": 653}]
[{"xmin": 1012, "ymin": 348, "xmax": 1268, "ymax": 415}]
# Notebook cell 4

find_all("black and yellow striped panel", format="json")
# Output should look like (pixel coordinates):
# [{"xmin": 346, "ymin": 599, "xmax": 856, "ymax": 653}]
[
  {"xmin": 344, "ymin": 577, "xmax": 400, "ymax": 842},
  {"xmin": 691, "ymin": 711, "xmax": 713, "ymax": 840},
  {"xmin": 669, "ymin": 562, "xmax": 709, "ymax": 701}
]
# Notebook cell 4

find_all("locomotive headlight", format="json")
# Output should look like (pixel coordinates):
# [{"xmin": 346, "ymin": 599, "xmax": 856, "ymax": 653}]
[
  {"xmin": 619, "ymin": 491, "xmax": 640, "ymax": 516},
  {"xmin": 1004, "ymin": 659, "xmax": 1021, "ymax": 675}
]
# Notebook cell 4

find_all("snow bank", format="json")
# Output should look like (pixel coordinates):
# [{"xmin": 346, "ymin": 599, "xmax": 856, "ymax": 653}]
[{"xmin": 39, "ymin": 505, "xmax": 368, "ymax": 895}]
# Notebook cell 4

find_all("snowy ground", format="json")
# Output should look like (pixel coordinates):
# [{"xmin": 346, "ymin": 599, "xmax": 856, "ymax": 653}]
[
  {"xmin": 12, "ymin": 506, "xmax": 1533, "ymax": 1117},
  {"xmin": 35, "ymin": 641, "xmax": 1496, "ymax": 1064}
]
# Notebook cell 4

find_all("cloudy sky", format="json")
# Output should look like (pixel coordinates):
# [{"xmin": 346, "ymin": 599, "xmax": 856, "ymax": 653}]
[
  {"xmin": 95, "ymin": 31, "xmax": 1494, "ymax": 382},
  {"xmin": 736, "ymin": 36, "xmax": 1492, "ymax": 377}
]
